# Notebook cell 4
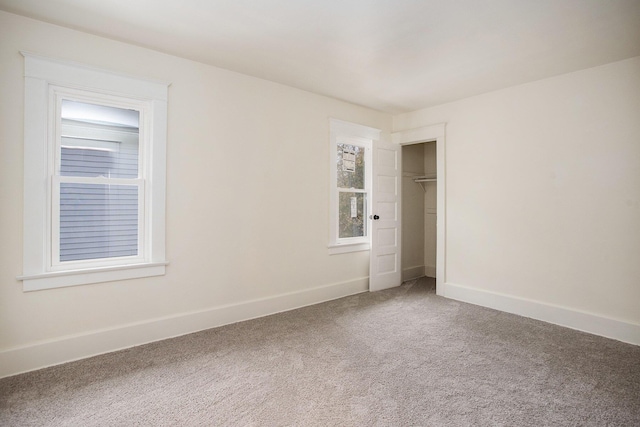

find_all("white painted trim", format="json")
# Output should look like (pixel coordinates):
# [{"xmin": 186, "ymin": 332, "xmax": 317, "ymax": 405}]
[
  {"xmin": 0, "ymin": 277, "xmax": 369, "ymax": 378},
  {"xmin": 21, "ymin": 51, "xmax": 170, "ymax": 99},
  {"xmin": 328, "ymin": 118, "xmax": 379, "ymax": 251},
  {"xmin": 20, "ymin": 53, "xmax": 169, "ymax": 290},
  {"xmin": 330, "ymin": 118, "xmax": 381, "ymax": 141},
  {"xmin": 392, "ymin": 123, "xmax": 445, "ymax": 145},
  {"xmin": 328, "ymin": 242, "xmax": 370, "ymax": 255},
  {"xmin": 18, "ymin": 262, "xmax": 168, "ymax": 292},
  {"xmin": 402, "ymin": 265, "xmax": 425, "ymax": 281},
  {"xmin": 392, "ymin": 123, "xmax": 446, "ymax": 295},
  {"xmin": 443, "ymin": 282, "xmax": 640, "ymax": 346}
]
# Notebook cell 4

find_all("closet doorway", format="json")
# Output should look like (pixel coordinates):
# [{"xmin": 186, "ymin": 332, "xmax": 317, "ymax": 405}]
[
  {"xmin": 401, "ymin": 142, "xmax": 437, "ymax": 282},
  {"xmin": 392, "ymin": 122, "xmax": 445, "ymax": 295}
]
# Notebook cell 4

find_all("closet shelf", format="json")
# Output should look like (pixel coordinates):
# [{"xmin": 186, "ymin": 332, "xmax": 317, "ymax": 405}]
[{"xmin": 413, "ymin": 176, "xmax": 436, "ymax": 191}]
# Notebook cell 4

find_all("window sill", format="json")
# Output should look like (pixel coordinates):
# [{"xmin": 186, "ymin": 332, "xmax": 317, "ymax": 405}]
[
  {"xmin": 328, "ymin": 242, "xmax": 370, "ymax": 255},
  {"xmin": 17, "ymin": 261, "xmax": 168, "ymax": 292}
]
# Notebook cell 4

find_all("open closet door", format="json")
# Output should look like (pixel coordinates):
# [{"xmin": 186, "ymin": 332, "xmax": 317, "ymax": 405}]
[{"xmin": 369, "ymin": 139, "xmax": 401, "ymax": 291}]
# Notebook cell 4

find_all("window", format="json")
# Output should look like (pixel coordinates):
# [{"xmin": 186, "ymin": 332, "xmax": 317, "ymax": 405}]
[
  {"xmin": 328, "ymin": 119, "xmax": 380, "ymax": 254},
  {"xmin": 56, "ymin": 99, "xmax": 141, "ymax": 264},
  {"xmin": 19, "ymin": 53, "xmax": 169, "ymax": 291}
]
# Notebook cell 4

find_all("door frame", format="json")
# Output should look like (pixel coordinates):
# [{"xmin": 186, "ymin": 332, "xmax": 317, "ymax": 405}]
[{"xmin": 391, "ymin": 123, "xmax": 446, "ymax": 295}]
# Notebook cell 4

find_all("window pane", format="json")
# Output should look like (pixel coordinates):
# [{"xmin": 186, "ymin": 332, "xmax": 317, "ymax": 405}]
[
  {"xmin": 60, "ymin": 183, "xmax": 138, "ymax": 262},
  {"xmin": 338, "ymin": 192, "xmax": 367, "ymax": 238},
  {"xmin": 337, "ymin": 143, "xmax": 365, "ymax": 189},
  {"xmin": 60, "ymin": 100, "xmax": 139, "ymax": 178}
]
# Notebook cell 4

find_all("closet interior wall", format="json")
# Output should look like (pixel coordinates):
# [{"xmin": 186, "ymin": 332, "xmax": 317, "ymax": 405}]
[{"xmin": 401, "ymin": 142, "xmax": 437, "ymax": 281}]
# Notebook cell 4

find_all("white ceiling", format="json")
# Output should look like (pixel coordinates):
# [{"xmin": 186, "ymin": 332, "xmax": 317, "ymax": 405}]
[{"xmin": 2, "ymin": 0, "xmax": 640, "ymax": 113}]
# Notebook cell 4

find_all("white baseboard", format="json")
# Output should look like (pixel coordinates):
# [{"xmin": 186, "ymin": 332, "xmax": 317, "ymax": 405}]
[
  {"xmin": 443, "ymin": 282, "xmax": 640, "ymax": 346},
  {"xmin": 402, "ymin": 265, "xmax": 425, "ymax": 281},
  {"xmin": 0, "ymin": 277, "xmax": 369, "ymax": 379}
]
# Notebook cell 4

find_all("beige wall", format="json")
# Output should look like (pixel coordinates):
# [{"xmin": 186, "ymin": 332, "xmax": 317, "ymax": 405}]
[
  {"xmin": 395, "ymin": 56, "xmax": 640, "ymax": 326},
  {"xmin": 0, "ymin": 11, "xmax": 391, "ymax": 375}
]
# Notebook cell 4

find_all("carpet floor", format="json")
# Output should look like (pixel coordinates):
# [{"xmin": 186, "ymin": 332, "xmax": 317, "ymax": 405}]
[{"xmin": 1, "ymin": 277, "xmax": 639, "ymax": 426}]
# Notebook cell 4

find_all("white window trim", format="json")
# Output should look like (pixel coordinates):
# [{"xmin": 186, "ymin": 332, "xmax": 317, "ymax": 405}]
[
  {"xmin": 18, "ymin": 52, "xmax": 169, "ymax": 291},
  {"xmin": 328, "ymin": 119, "xmax": 380, "ymax": 255}
]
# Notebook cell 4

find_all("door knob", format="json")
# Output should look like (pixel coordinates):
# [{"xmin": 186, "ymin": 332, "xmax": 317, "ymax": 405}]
[{"xmin": 370, "ymin": 214, "xmax": 380, "ymax": 220}]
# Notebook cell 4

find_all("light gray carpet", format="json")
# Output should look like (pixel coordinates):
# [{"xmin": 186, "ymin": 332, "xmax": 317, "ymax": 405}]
[{"xmin": 1, "ymin": 277, "xmax": 639, "ymax": 426}]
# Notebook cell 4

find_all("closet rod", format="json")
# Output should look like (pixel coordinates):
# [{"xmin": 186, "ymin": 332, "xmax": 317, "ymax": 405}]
[{"xmin": 412, "ymin": 176, "xmax": 436, "ymax": 191}]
